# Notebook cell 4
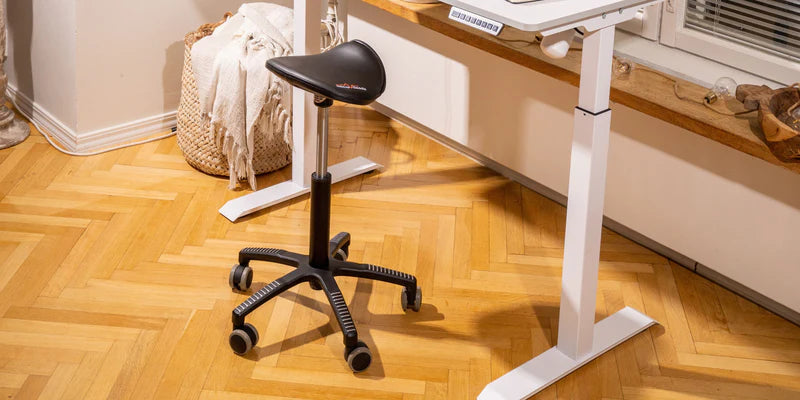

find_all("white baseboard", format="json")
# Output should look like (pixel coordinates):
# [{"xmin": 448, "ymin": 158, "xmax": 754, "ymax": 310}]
[
  {"xmin": 6, "ymin": 84, "xmax": 78, "ymax": 150},
  {"xmin": 78, "ymin": 111, "xmax": 176, "ymax": 152},
  {"xmin": 6, "ymin": 84, "xmax": 177, "ymax": 152}
]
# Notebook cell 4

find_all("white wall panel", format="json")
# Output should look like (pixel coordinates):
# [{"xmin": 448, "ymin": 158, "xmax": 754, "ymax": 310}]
[
  {"xmin": 6, "ymin": 0, "xmax": 290, "ymax": 136},
  {"xmin": 74, "ymin": 0, "xmax": 283, "ymax": 133},
  {"xmin": 5, "ymin": 0, "xmax": 78, "ymax": 130}
]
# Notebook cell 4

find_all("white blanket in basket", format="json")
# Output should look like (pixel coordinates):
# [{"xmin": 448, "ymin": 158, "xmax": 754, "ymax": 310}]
[{"xmin": 192, "ymin": 3, "xmax": 293, "ymax": 190}]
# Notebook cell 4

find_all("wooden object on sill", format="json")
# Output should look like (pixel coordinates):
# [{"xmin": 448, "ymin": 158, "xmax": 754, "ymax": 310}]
[
  {"xmin": 736, "ymin": 84, "xmax": 800, "ymax": 163},
  {"xmin": 360, "ymin": 0, "xmax": 800, "ymax": 175}
]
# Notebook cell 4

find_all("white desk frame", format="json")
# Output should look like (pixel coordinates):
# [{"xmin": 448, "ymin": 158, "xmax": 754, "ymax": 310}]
[
  {"xmin": 428, "ymin": 1, "xmax": 664, "ymax": 398},
  {"xmin": 219, "ymin": 0, "xmax": 382, "ymax": 222}
]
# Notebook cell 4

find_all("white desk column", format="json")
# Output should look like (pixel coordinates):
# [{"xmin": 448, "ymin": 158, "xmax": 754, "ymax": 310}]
[
  {"xmin": 291, "ymin": 0, "xmax": 324, "ymax": 187},
  {"xmin": 478, "ymin": 23, "xmax": 656, "ymax": 400},
  {"xmin": 557, "ymin": 26, "xmax": 615, "ymax": 360}
]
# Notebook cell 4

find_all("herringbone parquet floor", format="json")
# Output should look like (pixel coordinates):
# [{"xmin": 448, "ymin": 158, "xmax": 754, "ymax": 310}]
[{"xmin": 1, "ymin": 105, "xmax": 799, "ymax": 399}]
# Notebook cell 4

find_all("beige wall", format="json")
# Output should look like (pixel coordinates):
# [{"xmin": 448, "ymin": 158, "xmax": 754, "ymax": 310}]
[
  {"xmin": 6, "ymin": 0, "xmax": 291, "ymax": 137},
  {"xmin": 6, "ymin": 0, "xmax": 77, "ymax": 130},
  {"xmin": 73, "ymin": 0, "xmax": 291, "ymax": 133},
  {"xmin": 348, "ymin": 1, "xmax": 800, "ymax": 313}
]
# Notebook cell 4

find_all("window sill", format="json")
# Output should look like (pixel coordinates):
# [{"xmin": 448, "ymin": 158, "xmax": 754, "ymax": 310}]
[
  {"xmin": 361, "ymin": 0, "xmax": 800, "ymax": 176},
  {"xmin": 613, "ymin": 31, "xmax": 782, "ymax": 90}
]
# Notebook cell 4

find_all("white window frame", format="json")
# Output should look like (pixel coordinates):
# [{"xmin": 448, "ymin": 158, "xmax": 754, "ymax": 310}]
[
  {"xmin": 659, "ymin": 0, "xmax": 800, "ymax": 85},
  {"xmin": 618, "ymin": 4, "xmax": 662, "ymax": 41}
]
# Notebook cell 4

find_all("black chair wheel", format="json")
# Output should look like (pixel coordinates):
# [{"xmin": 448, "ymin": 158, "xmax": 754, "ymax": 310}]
[
  {"xmin": 309, "ymin": 280, "xmax": 322, "ymax": 291},
  {"xmin": 229, "ymin": 323, "xmax": 259, "ymax": 355},
  {"xmin": 229, "ymin": 264, "xmax": 253, "ymax": 291},
  {"xmin": 330, "ymin": 232, "xmax": 350, "ymax": 261},
  {"xmin": 401, "ymin": 286, "xmax": 422, "ymax": 312},
  {"xmin": 344, "ymin": 341, "xmax": 371, "ymax": 372},
  {"xmin": 333, "ymin": 248, "xmax": 349, "ymax": 261}
]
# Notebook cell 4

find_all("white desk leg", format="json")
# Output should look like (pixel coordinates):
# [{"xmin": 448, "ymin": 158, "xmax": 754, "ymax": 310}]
[
  {"xmin": 218, "ymin": 0, "xmax": 381, "ymax": 222},
  {"xmin": 479, "ymin": 26, "xmax": 657, "ymax": 400}
]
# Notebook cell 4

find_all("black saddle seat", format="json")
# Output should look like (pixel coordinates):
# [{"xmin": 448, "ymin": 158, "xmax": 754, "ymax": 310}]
[{"xmin": 267, "ymin": 40, "xmax": 386, "ymax": 106}]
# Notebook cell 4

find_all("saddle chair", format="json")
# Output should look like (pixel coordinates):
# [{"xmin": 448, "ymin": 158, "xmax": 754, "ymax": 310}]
[{"xmin": 226, "ymin": 40, "xmax": 422, "ymax": 373}]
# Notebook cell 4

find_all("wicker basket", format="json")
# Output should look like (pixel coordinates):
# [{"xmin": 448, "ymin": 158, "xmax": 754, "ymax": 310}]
[{"xmin": 176, "ymin": 13, "xmax": 292, "ymax": 178}]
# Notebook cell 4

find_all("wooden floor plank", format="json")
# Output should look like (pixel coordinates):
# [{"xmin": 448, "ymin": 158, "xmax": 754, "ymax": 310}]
[{"xmin": 0, "ymin": 105, "xmax": 798, "ymax": 399}]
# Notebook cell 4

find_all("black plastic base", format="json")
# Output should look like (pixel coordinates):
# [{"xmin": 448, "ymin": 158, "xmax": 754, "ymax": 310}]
[
  {"xmin": 228, "ymin": 172, "xmax": 421, "ymax": 372},
  {"xmin": 231, "ymin": 243, "xmax": 419, "ymax": 351}
]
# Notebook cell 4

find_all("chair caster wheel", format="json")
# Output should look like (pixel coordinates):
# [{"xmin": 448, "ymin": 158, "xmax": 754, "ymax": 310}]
[
  {"xmin": 330, "ymin": 232, "xmax": 350, "ymax": 261},
  {"xmin": 401, "ymin": 286, "xmax": 422, "ymax": 312},
  {"xmin": 344, "ymin": 341, "xmax": 371, "ymax": 372},
  {"xmin": 229, "ymin": 323, "xmax": 259, "ymax": 355},
  {"xmin": 229, "ymin": 264, "xmax": 253, "ymax": 291},
  {"xmin": 309, "ymin": 280, "xmax": 322, "ymax": 291},
  {"xmin": 333, "ymin": 248, "xmax": 349, "ymax": 261}
]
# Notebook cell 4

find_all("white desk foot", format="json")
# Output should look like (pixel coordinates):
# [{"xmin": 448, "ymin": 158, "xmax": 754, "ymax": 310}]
[
  {"xmin": 219, "ymin": 156, "xmax": 382, "ymax": 221},
  {"xmin": 479, "ymin": 307, "xmax": 657, "ymax": 400}
]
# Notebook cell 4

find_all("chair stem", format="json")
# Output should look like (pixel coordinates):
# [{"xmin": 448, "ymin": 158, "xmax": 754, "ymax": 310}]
[
  {"xmin": 316, "ymin": 104, "xmax": 329, "ymax": 176},
  {"xmin": 310, "ymin": 101, "xmax": 332, "ymax": 269},
  {"xmin": 309, "ymin": 171, "xmax": 332, "ymax": 268}
]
